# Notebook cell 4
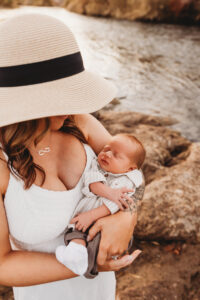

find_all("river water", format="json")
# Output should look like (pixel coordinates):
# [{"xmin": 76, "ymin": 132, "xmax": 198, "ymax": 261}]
[{"xmin": 0, "ymin": 6, "xmax": 199, "ymax": 141}]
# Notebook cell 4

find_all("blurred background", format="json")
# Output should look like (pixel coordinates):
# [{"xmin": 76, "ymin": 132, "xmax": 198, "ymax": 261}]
[{"xmin": 0, "ymin": 1, "xmax": 199, "ymax": 299}]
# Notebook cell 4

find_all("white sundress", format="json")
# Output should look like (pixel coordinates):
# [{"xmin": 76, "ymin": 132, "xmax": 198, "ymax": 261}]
[{"xmin": 3, "ymin": 143, "xmax": 116, "ymax": 300}]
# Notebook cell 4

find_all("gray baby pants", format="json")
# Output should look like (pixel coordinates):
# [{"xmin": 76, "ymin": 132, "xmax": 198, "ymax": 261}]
[
  {"xmin": 64, "ymin": 227, "xmax": 101, "ymax": 279},
  {"xmin": 64, "ymin": 227, "xmax": 133, "ymax": 279}
]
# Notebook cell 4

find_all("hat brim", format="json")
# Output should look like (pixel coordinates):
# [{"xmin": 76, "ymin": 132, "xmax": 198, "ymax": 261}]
[{"xmin": 0, "ymin": 70, "xmax": 117, "ymax": 127}]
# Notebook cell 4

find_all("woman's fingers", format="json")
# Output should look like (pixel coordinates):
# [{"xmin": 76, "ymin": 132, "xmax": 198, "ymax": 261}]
[
  {"xmin": 119, "ymin": 197, "xmax": 129, "ymax": 209},
  {"xmin": 125, "ymin": 196, "xmax": 134, "ymax": 205},
  {"xmin": 108, "ymin": 249, "xmax": 142, "ymax": 271},
  {"xmin": 129, "ymin": 249, "xmax": 142, "ymax": 262},
  {"xmin": 98, "ymin": 250, "xmax": 142, "ymax": 272},
  {"xmin": 87, "ymin": 220, "xmax": 102, "ymax": 242},
  {"xmin": 76, "ymin": 221, "xmax": 83, "ymax": 231},
  {"xmin": 70, "ymin": 216, "xmax": 78, "ymax": 224},
  {"xmin": 97, "ymin": 245, "xmax": 108, "ymax": 265},
  {"xmin": 82, "ymin": 226, "xmax": 87, "ymax": 233},
  {"xmin": 116, "ymin": 200, "xmax": 124, "ymax": 211},
  {"xmin": 119, "ymin": 195, "xmax": 133, "ymax": 209}
]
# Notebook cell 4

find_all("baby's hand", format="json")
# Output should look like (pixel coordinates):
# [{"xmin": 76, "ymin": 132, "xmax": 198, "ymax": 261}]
[
  {"xmin": 70, "ymin": 211, "xmax": 94, "ymax": 232},
  {"xmin": 108, "ymin": 187, "xmax": 134, "ymax": 211}
]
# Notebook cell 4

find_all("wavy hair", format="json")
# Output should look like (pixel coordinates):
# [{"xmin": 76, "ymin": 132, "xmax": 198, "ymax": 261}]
[{"xmin": 0, "ymin": 116, "xmax": 87, "ymax": 189}]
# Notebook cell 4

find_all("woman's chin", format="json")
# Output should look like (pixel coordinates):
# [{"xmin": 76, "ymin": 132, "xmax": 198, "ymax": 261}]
[
  {"xmin": 49, "ymin": 115, "xmax": 69, "ymax": 130},
  {"xmin": 58, "ymin": 115, "xmax": 69, "ymax": 119}
]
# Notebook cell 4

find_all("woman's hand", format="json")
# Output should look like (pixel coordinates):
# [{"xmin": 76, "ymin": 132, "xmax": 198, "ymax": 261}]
[
  {"xmin": 88, "ymin": 211, "xmax": 137, "ymax": 266},
  {"xmin": 105, "ymin": 187, "xmax": 134, "ymax": 211},
  {"xmin": 97, "ymin": 250, "xmax": 142, "ymax": 272}
]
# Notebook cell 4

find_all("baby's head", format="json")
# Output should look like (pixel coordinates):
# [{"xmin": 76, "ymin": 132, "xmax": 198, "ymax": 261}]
[{"xmin": 97, "ymin": 133, "xmax": 146, "ymax": 174}]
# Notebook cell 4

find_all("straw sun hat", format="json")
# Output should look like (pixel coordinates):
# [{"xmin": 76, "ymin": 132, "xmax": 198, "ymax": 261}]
[{"xmin": 0, "ymin": 13, "xmax": 117, "ymax": 127}]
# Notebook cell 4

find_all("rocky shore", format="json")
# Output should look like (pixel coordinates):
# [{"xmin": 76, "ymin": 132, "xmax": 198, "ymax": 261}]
[
  {"xmin": 1, "ymin": 110, "xmax": 199, "ymax": 299},
  {"xmin": 97, "ymin": 110, "xmax": 200, "ymax": 299},
  {"xmin": 62, "ymin": 0, "xmax": 200, "ymax": 24},
  {"xmin": 1, "ymin": 6, "xmax": 199, "ymax": 142},
  {"xmin": 1, "ymin": 0, "xmax": 200, "ymax": 24},
  {"xmin": 96, "ymin": 110, "xmax": 200, "ymax": 243}
]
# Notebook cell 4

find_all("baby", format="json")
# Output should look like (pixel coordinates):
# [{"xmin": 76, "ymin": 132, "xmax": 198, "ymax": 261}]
[{"xmin": 55, "ymin": 133, "xmax": 145, "ymax": 278}]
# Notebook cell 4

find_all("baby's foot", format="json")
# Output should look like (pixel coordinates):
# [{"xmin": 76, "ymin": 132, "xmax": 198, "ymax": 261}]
[{"xmin": 55, "ymin": 242, "xmax": 88, "ymax": 276}]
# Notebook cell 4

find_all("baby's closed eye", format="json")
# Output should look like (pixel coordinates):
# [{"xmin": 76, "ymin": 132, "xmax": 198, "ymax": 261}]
[{"xmin": 103, "ymin": 145, "xmax": 110, "ymax": 151}]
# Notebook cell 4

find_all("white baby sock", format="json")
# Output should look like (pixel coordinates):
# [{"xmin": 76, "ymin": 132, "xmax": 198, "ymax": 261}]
[{"xmin": 55, "ymin": 242, "xmax": 88, "ymax": 276}]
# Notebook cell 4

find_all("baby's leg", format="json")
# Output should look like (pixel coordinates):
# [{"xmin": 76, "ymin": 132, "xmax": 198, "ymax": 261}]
[
  {"xmin": 72, "ymin": 238, "xmax": 86, "ymax": 247},
  {"xmin": 56, "ymin": 196, "xmax": 100, "ymax": 275},
  {"xmin": 55, "ymin": 231, "xmax": 88, "ymax": 276}
]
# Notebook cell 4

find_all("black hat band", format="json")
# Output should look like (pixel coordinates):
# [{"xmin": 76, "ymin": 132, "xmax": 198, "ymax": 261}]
[{"xmin": 0, "ymin": 52, "xmax": 84, "ymax": 87}]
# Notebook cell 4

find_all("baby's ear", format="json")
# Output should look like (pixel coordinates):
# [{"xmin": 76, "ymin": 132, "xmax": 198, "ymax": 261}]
[{"xmin": 128, "ymin": 164, "xmax": 137, "ymax": 171}]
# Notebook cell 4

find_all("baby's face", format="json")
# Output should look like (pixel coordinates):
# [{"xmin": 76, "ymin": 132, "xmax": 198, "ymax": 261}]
[{"xmin": 97, "ymin": 135, "xmax": 136, "ymax": 174}]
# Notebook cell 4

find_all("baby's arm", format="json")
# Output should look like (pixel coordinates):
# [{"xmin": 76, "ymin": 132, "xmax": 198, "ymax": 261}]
[
  {"xmin": 90, "ymin": 181, "xmax": 134, "ymax": 211},
  {"xmin": 70, "ymin": 204, "xmax": 111, "ymax": 232},
  {"xmin": 98, "ymin": 177, "xmax": 138, "ymax": 215},
  {"xmin": 71, "ymin": 179, "xmax": 135, "ymax": 232},
  {"xmin": 102, "ymin": 175, "xmax": 144, "ymax": 215}
]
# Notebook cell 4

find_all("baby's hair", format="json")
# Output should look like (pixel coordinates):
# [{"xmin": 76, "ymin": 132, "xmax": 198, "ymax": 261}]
[{"xmin": 117, "ymin": 133, "xmax": 146, "ymax": 169}]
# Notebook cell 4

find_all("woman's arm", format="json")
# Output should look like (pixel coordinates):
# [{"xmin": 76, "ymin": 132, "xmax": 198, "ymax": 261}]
[
  {"xmin": 0, "ymin": 191, "xmax": 78, "ymax": 287},
  {"xmin": 88, "ymin": 211, "xmax": 137, "ymax": 265},
  {"xmin": 0, "ymin": 197, "xmax": 139, "ymax": 287},
  {"xmin": 89, "ymin": 183, "xmax": 145, "ymax": 265},
  {"xmin": 0, "ymin": 189, "xmax": 139, "ymax": 287},
  {"xmin": 0, "ymin": 156, "xmax": 138, "ymax": 286},
  {"xmin": 74, "ymin": 114, "xmax": 111, "ymax": 154},
  {"xmin": 0, "ymin": 154, "xmax": 77, "ymax": 286}
]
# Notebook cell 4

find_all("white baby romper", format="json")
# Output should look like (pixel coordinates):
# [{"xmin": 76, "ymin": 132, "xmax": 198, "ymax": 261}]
[{"xmin": 3, "ymin": 143, "xmax": 116, "ymax": 300}]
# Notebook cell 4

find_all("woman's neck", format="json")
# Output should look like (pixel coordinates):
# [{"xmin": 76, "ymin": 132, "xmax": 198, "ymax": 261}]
[{"xmin": 29, "ymin": 129, "xmax": 53, "ymax": 156}]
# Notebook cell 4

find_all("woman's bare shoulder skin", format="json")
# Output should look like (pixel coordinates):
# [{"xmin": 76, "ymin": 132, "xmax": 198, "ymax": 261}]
[
  {"xmin": 73, "ymin": 114, "xmax": 90, "ymax": 140},
  {"xmin": 74, "ymin": 114, "xmax": 112, "ymax": 154},
  {"xmin": 58, "ymin": 130, "xmax": 84, "ymax": 150},
  {"xmin": 0, "ymin": 150, "xmax": 10, "ymax": 197}
]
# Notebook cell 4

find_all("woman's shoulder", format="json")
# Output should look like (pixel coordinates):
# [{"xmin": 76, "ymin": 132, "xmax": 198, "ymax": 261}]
[
  {"xmin": 73, "ymin": 114, "xmax": 92, "ymax": 140},
  {"xmin": 74, "ymin": 113, "xmax": 109, "ymax": 138},
  {"xmin": 58, "ymin": 130, "xmax": 84, "ymax": 148},
  {"xmin": 74, "ymin": 114, "xmax": 111, "ymax": 154},
  {"xmin": 0, "ymin": 150, "xmax": 10, "ymax": 196},
  {"xmin": 57, "ymin": 131, "xmax": 89, "ymax": 163}
]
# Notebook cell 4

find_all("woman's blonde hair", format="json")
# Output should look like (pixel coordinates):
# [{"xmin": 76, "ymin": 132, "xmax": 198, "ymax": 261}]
[{"xmin": 0, "ymin": 116, "xmax": 87, "ymax": 189}]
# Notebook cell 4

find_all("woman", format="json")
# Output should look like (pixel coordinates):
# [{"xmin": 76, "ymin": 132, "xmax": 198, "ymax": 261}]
[{"xmin": 0, "ymin": 13, "xmax": 142, "ymax": 300}]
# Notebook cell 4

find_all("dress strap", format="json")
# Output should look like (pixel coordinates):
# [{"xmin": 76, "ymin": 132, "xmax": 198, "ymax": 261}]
[{"xmin": 83, "ymin": 143, "xmax": 96, "ymax": 158}]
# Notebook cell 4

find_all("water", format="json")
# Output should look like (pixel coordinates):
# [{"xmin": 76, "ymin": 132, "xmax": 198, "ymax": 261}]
[{"xmin": 1, "ymin": 6, "xmax": 199, "ymax": 141}]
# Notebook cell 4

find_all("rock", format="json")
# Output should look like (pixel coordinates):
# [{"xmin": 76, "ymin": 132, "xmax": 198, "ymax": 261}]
[
  {"xmin": 96, "ymin": 111, "xmax": 200, "ymax": 242},
  {"xmin": 1, "ymin": 0, "xmax": 199, "ymax": 23},
  {"xmin": 63, "ymin": 0, "xmax": 200, "ymax": 23},
  {"xmin": 136, "ymin": 142, "xmax": 200, "ymax": 242},
  {"xmin": 116, "ymin": 241, "xmax": 200, "ymax": 300},
  {"xmin": 95, "ymin": 111, "xmax": 191, "ymax": 183},
  {"xmin": 185, "ymin": 271, "xmax": 200, "ymax": 300},
  {"xmin": 0, "ymin": 0, "xmax": 18, "ymax": 8}
]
